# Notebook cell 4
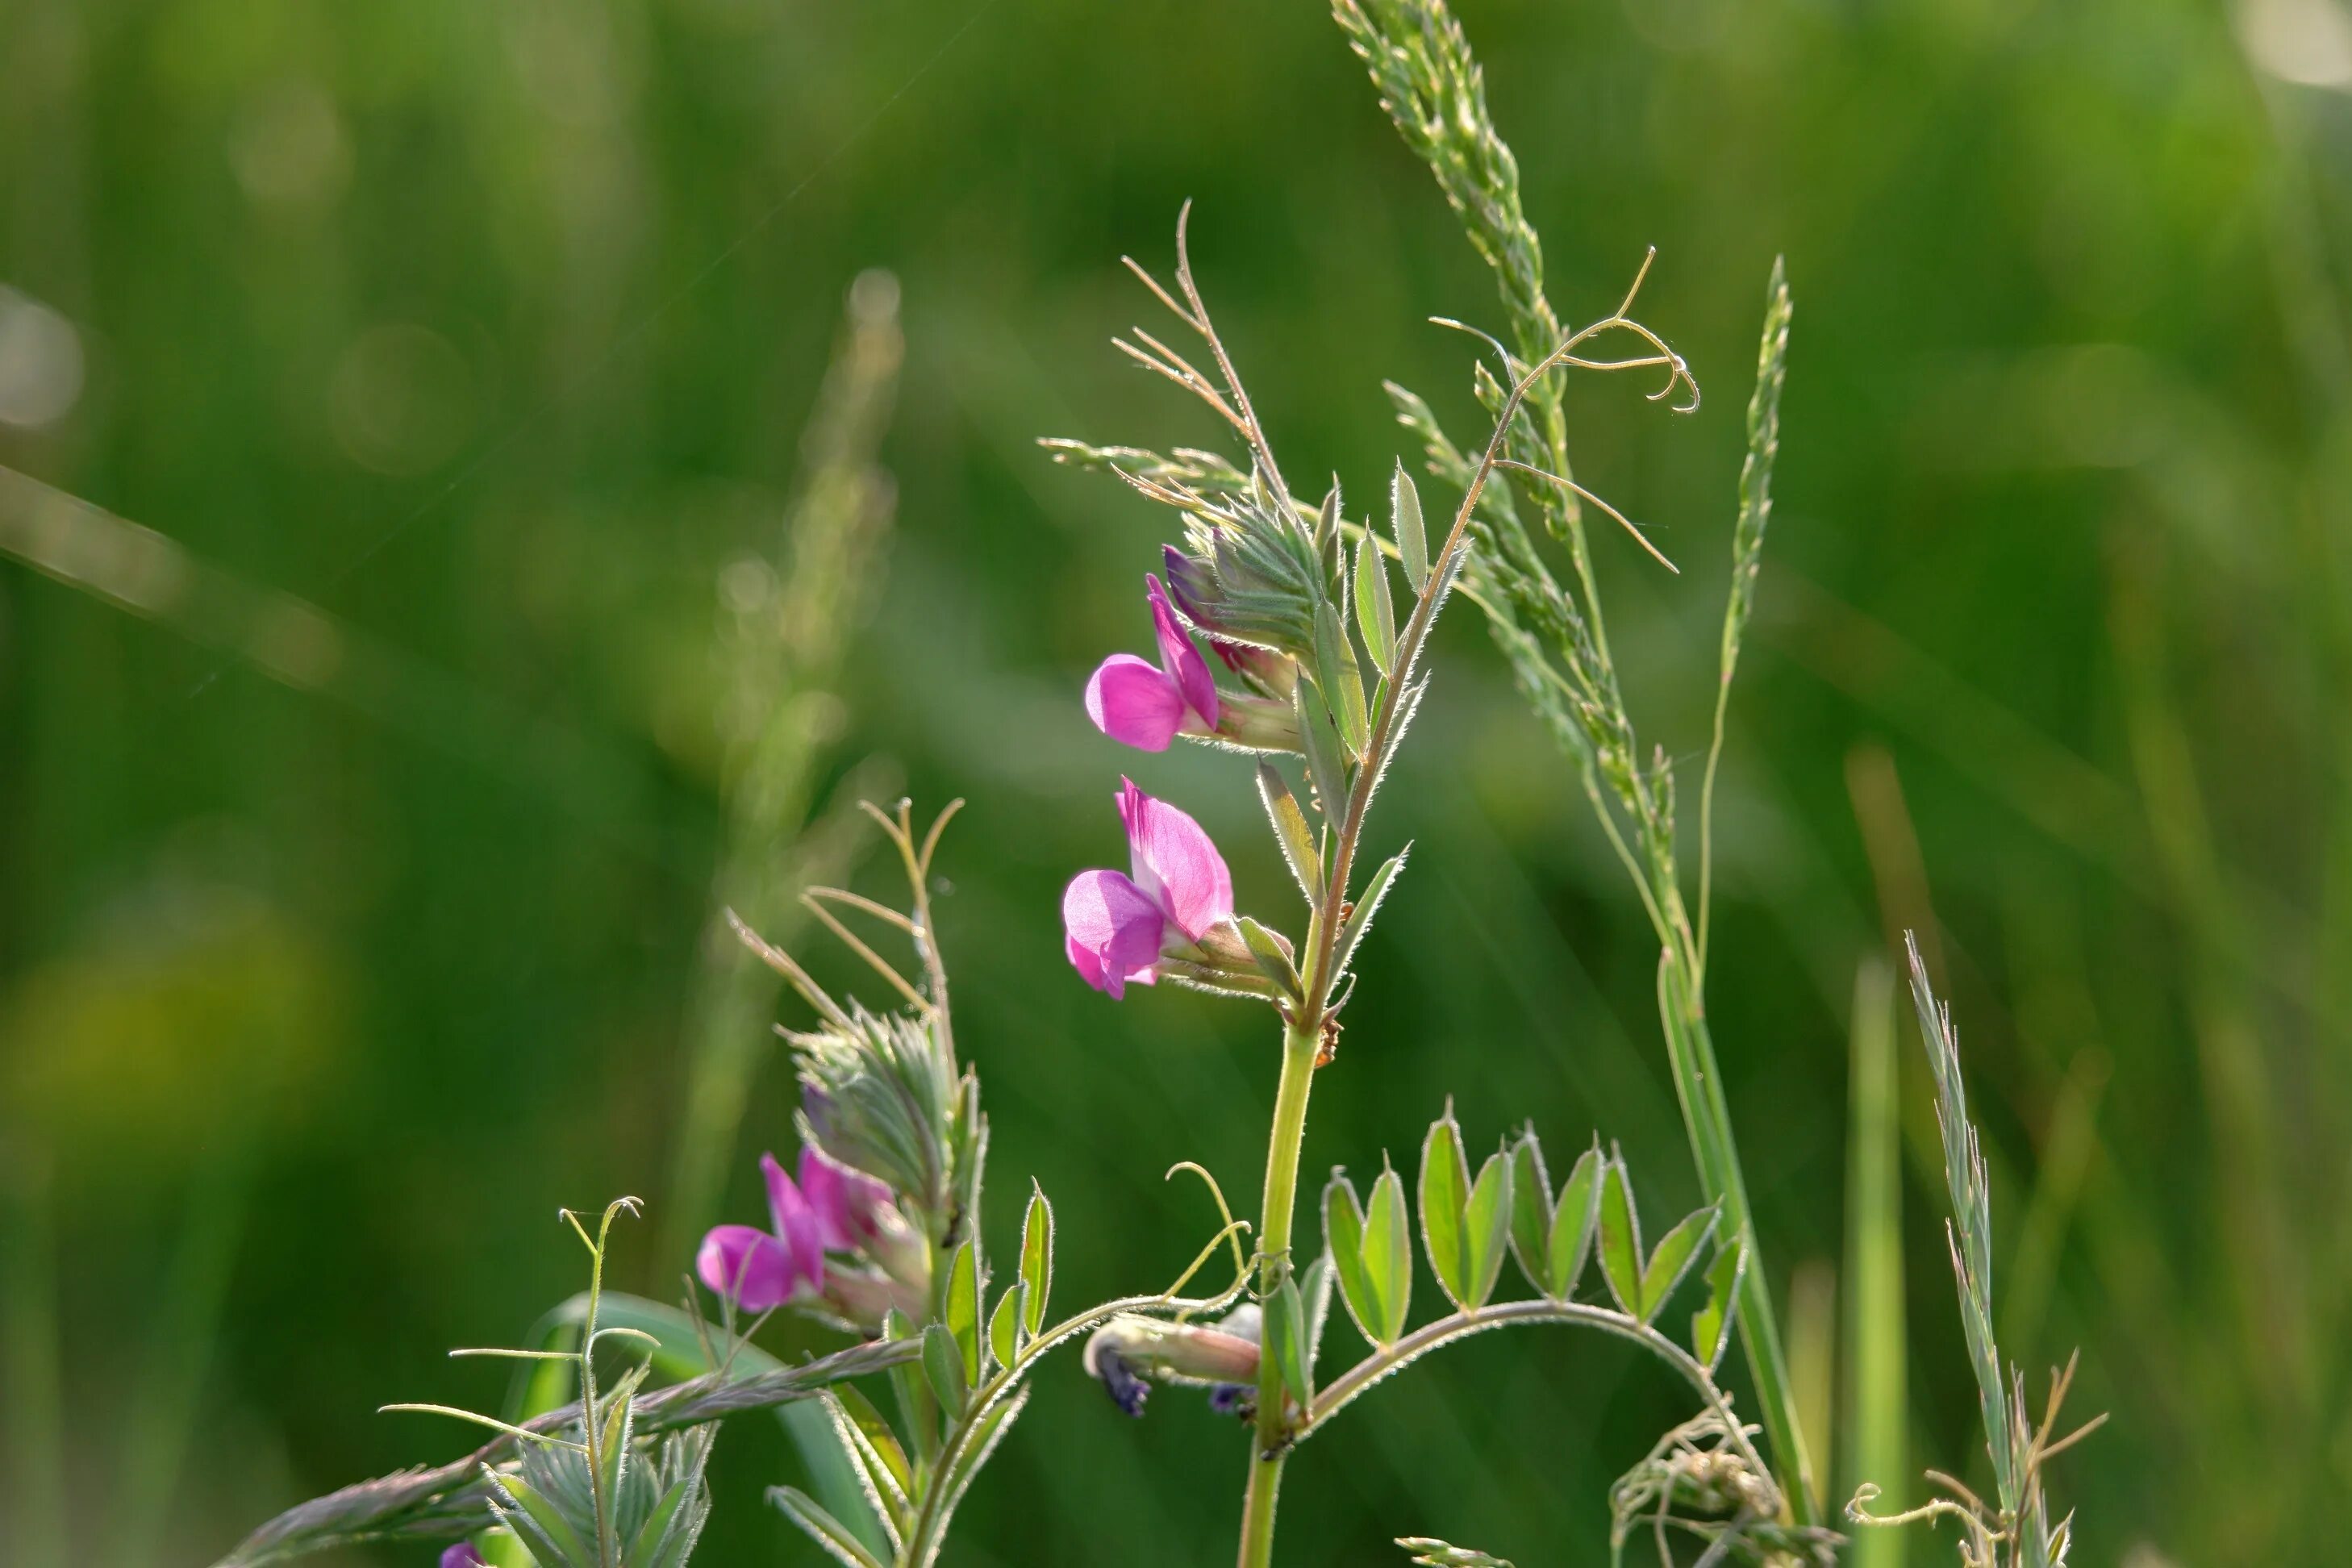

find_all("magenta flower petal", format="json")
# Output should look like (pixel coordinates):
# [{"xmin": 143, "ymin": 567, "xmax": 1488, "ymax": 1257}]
[
  {"xmin": 1085, "ymin": 653, "xmax": 1185, "ymax": 751},
  {"xmin": 1147, "ymin": 574, "xmax": 1220, "ymax": 728},
  {"xmin": 761, "ymin": 1152, "xmax": 827, "ymax": 1294},
  {"xmin": 799, "ymin": 1145, "xmax": 890, "ymax": 1253},
  {"xmin": 697, "ymin": 1224, "xmax": 799, "ymax": 1312},
  {"xmin": 441, "ymin": 1544, "xmax": 488, "ymax": 1568},
  {"xmin": 1116, "ymin": 778, "xmax": 1233, "ymax": 942},
  {"xmin": 1062, "ymin": 867, "xmax": 1168, "ymax": 999}
]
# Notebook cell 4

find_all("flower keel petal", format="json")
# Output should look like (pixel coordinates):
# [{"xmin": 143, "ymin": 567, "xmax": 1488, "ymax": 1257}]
[{"xmin": 1062, "ymin": 867, "xmax": 1167, "ymax": 999}]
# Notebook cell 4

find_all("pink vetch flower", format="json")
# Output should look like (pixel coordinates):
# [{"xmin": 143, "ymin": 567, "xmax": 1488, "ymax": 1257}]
[
  {"xmin": 440, "ymin": 1542, "xmax": 487, "ymax": 1568},
  {"xmin": 797, "ymin": 1144, "xmax": 893, "ymax": 1254},
  {"xmin": 1062, "ymin": 778, "xmax": 1235, "ymax": 999},
  {"xmin": 695, "ymin": 1151, "xmax": 828, "ymax": 1312},
  {"xmin": 1084, "ymin": 575, "xmax": 1222, "ymax": 751}
]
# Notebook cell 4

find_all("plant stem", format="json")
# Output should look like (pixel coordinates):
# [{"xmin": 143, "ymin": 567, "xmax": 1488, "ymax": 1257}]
[
  {"xmin": 1303, "ymin": 1300, "xmax": 1768, "ymax": 1483},
  {"xmin": 1236, "ymin": 1015, "xmax": 1323, "ymax": 1568},
  {"xmin": 1657, "ymin": 954, "xmax": 1819, "ymax": 1521},
  {"xmin": 1232, "ymin": 329, "xmax": 1618, "ymax": 1568}
]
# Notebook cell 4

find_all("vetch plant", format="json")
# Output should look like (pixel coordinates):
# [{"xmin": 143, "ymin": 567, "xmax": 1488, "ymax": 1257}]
[
  {"xmin": 1037, "ymin": 170, "xmax": 1846, "ymax": 1559},
  {"xmin": 211, "ymin": 2, "xmax": 2107, "ymax": 1564},
  {"xmin": 218, "ymin": 803, "xmax": 1258, "ymax": 1568}
]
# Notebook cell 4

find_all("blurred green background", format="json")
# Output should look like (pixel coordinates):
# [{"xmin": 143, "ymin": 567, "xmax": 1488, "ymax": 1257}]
[{"xmin": 2, "ymin": 0, "xmax": 2346, "ymax": 1562}]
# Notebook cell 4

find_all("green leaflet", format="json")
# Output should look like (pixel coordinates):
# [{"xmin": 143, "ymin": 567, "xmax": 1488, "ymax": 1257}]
[
  {"xmin": 1294, "ymin": 678, "xmax": 1350, "ymax": 820},
  {"xmin": 831, "ymin": 1382, "xmax": 912, "ymax": 1503},
  {"xmin": 1362, "ymin": 1161, "xmax": 1414, "ymax": 1344},
  {"xmin": 1020, "ymin": 1181, "xmax": 1053, "ymax": 1336},
  {"xmin": 987, "ymin": 1281, "xmax": 1025, "ymax": 1374},
  {"xmin": 1299, "ymin": 1250, "xmax": 1337, "ymax": 1370},
  {"xmin": 1597, "ymin": 1157, "xmax": 1642, "ymax": 1315},
  {"xmin": 880, "ymin": 1308, "xmax": 936, "ymax": 1463},
  {"xmin": 943, "ymin": 1240, "xmax": 982, "ymax": 1387},
  {"xmin": 1638, "ymin": 1206, "xmax": 1720, "ymax": 1324},
  {"xmin": 1419, "ymin": 1106, "xmax": 1472, "ymax": 1309},
  {"xmin": 1266, "ymin": 1267, "xmax": 1315, "ymax": 1410},
  {"xmin": 491, "ymin": 1474, "xmax": 593, "ymax": 1567},
  {"xmin": 920, "ymin": 1322, "xmax": 967, "ymax": 1415},
  {"xmin": 620, "ymin": 1476, "xmax": 695, "ymax": 1568},
  {"xmin": 1329, "ymin": 851, "xmax": 1407, "ymax": 985},
  {"xmin": 1692, "ymin": 1241, "xmax": 1746, "ymax": 1373},
  {"xmin": 1257, "ymin": 761, "xmax": 1324, "ymax": 905},
  {"xmin": 1236, "ymin": 915, "xmax": 1304, "ymax": 1003},
  {"xmin": 1506, "ymin": 1129, "xmax": 1552, "ymax": 1294},
  {"xmin": 1391, "ymin": 459, "xmax": 1429, "ymax": 592},
  {"xmin": 1324, "ymin": 1172, "xmax": 1375, "ymax": 1345},
  {"xmin": 1314, "ymin": 601, "xmax": 1372, "ymax": 757},
  {"xmin": 1460, "ymin": 1148, "xmax": 1513, "ymax": 1312},
  {"xmin": 1355, "ymin": 536, "xmax": 1398, "ymax": 674},
  {"xmin": 771, "ymin": 1485, "xmax": 887, "ymax": 1568},
  {"xmin": 1546, "ymin": 1145, "xmax": 1603, "ymax": 1300}
]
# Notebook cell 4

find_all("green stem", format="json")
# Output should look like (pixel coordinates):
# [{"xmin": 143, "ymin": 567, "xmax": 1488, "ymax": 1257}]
[
  {"xmin": 1236, "ymin": 1017, "xmax": 1323, "ymax": 1568},
  {"xmin": 1656, "ymin": 954, "xmax": 1819, "ymax": 1522},
  {"xmin": 1230, "ymin": 329, "xmax": 1604, "ymax": 1568},
  {"xmin": 1303, "ymin": 1301, "xmax": 1766, "ymax": 1483}
]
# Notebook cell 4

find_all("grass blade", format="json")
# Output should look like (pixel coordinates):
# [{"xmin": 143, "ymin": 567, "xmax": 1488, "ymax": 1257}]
[{"xmin": 1844, "ymin": 956, "xmax": 1907, "ymax": 1568}]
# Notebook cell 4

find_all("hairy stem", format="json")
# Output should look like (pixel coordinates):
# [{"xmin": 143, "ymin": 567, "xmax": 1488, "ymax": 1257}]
[
  {"xmin": 1233, "ymin": 327, "xmax": 1606, "ymax": 1568},
  {"xmin": 1236, "ymin": 1015, "xmax": 1323, "ymax": 1568},
  {"xmin": 1301, "ymin": 1299, "xmax": 1769, "ymax": 1489}
]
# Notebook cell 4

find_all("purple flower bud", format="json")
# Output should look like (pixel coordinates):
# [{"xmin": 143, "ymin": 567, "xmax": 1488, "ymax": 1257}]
[
  {"xmin": 1160, "ymin": 544, "xmax": 1217, "ymax": 627},
  {"xmin": 441, "ymin": 1541, "xmax": 488, "ymax": 1568},
  {"xmin": 1161, "ymin": 544, "xmax": 1302, "ymax": 695},
  {"xmin": 1062, "ymin": 780, "xmax": 1235, "ymax": 999}
]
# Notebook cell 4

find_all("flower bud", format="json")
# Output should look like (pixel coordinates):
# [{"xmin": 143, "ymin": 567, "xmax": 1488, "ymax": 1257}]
[
  {"xmin": 790, "ymin": 1009, "xmax": 957, "ymax": 1230},
  {"xmin": 1165, "ymin": 545, "xmax": 1299, "ymax": 701},
  {"xmin": 1081, "ymin": 1305, "xmax": 1262, "ymax": 1418}
]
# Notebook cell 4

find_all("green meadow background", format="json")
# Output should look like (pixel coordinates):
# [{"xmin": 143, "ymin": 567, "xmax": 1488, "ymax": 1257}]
[{"xmin": 3, "ymin": 0, "xmax": 2346, "ymax": 1562}]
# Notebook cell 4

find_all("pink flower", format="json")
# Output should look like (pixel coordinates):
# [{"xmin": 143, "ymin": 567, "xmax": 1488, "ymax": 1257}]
[
  {"xmin": 1084, "ymin": 576, "xmax": 1221, "ymax": 751},
  {"xmin": 695, "ymin": 1151, "xmax": 827, "ymax": 1312},
  {"xmin": 440, "ymin": 1544, "xmax": 487, "ymax": 1568},
  {"xmin": 797, "ymin": 1145, "xmax": 892, "ymax": 1253},
  {"xmin": 1063, "ymin": 778, "xmax": 1234, "ymax": 998}
]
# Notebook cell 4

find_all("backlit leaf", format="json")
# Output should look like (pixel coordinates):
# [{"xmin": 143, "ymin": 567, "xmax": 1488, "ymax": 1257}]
[
  {"xmin": 1392, "ymin": 460, "xmax": 1429, "ymax": 592},
  {"xmin": 1020, "ymin": 1182, "xmax": 1053, "ymax": 1336},
  {"xmin": 1639, "ymin": 1205, "xmax": 1719, "ymax": 1324},
  {"xmin": 1355, "ymin": 536, "xmax": 1398, "ymax": 674},
  {"xmin": 943, "ymin": 1240, "xmax": 981, "ymax": 1387},
  {"xmin": 1506, "ymin": 1129, "xmax": 1553, "ymax": 1295},
  {"xmin": 1545, "ymin": 1145, "xmax": 1603, "ymax": 1300},
  {"xmin": 1597, "ymin": 1157, "xmax": 1641, "ymax": 1315},
  {"xmin": 1692, "ymin": 1241, "xmax": 1746, "ymax": 1373},
  {"xmin": 1461, "ymin": 1147, "xmax": 1513, "ymax": 1311},
  {"xmin": 1257, "ymin": 762, "xmax": 1323, "ymax": 905},
  {"xmin": 1363, "ymin": 1160, "xmax": 1414, "ymax": 1344},
  {"xmin": 1420, "ymin": 1104, "xmax": 1472, "ymax": 1309}
]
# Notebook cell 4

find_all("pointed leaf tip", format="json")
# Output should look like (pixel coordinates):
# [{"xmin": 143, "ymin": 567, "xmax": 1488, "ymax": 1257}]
[
  {"xmin": 1419, "ymin": 1108, "xmax": 1473, "ymax": 1310},
  {"xmin": 1392, "ymin": 460, "xmax": 1429, "ymax": 593}
]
